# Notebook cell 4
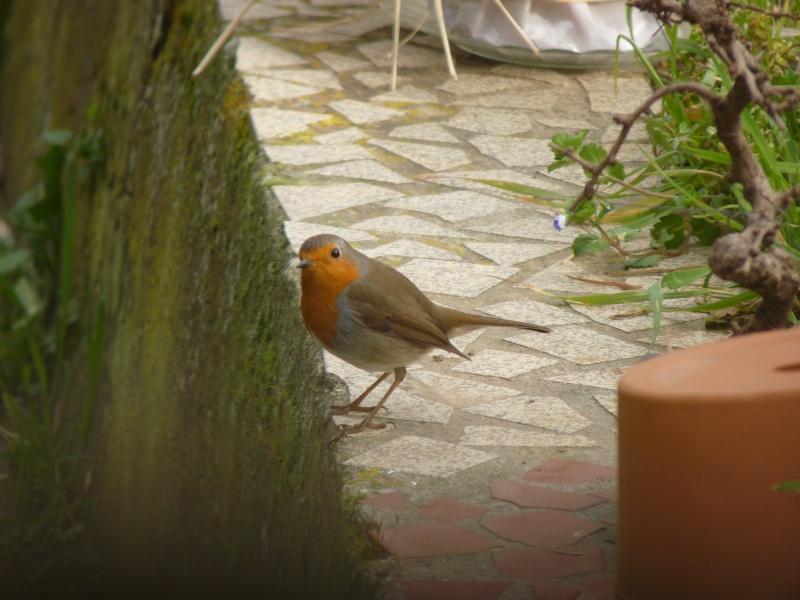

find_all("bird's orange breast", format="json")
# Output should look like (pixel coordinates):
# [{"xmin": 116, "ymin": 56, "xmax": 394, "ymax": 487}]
[{"xmin": 300, "ymin": 256, "xmax": 361, "ymax": 348}]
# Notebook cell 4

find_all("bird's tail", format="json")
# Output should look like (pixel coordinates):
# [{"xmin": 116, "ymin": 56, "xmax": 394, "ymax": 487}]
[{"xmin": 435, "ymin": 306, "xmax": 551, "ymax": 337}]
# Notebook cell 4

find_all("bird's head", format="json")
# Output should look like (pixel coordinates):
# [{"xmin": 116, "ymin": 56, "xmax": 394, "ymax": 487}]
[{"xmin": 297, "ymin": 234, "xmax": 361, "ymax": 291}]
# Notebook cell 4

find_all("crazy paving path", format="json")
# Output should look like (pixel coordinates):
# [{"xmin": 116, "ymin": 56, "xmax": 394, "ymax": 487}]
[{"xmin": 216, "ymin": 1, "xmax": 726, "ymax": 598}]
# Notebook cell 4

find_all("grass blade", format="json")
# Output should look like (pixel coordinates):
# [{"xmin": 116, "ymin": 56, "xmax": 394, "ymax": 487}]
[
  {"xmin": 647, "ymin": 280, "xmax": 664, "ymax": 348},
  {"xmin": 661, "ymin": 266, "xmax": 712, "ymax": 289},
  {"xmin": 56, "ymin": 152, "xmax": 77, "ymax": 363},
  {"xmin": 679, "ymin": 290, "xmax": 759, "ymax": 311},
  {"xmin": 81, "ymin": 295, "xmax": 106, "ymax": 446}
]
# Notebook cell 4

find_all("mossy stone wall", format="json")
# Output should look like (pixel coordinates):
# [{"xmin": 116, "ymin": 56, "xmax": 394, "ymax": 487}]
[{"xmin": 1, "ymin": 1, "xmax": 368, "ymax": 596}]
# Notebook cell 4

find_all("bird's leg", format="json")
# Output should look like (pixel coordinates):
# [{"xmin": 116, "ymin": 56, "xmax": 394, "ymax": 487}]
[
  {"xmin": 354, "ymin": 367, "xmax": 405, "ymax": 428},
  {"xmin": 331, "ymin": 371, "xmax": 391, "ymax": 414},
  {"xmin": 330, "ymin": 367, "xmax": 406, "ymax": 444}
]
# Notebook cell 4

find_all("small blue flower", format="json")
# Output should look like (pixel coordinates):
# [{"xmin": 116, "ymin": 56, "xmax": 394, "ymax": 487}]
[{"xmin": 553, "ymin": 214, "xmax": 566, "ymax": 232}]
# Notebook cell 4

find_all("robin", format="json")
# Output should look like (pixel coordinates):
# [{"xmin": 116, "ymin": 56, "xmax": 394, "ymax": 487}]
[{"xmin": 297, "ymin": 234, "xmax": 551, "ymax": 441}]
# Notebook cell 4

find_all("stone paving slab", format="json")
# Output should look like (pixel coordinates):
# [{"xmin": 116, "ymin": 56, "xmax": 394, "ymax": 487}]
[
  {"xmin": 464, "ymin": 397, "xmax": 592, "ymax": 433},
  {"xmin": 344, "ymin": 436, "xmax": 498, "ymax": 478},
  {"xmin": 216, "ymin": 1, "xmax": 722, "ymax": 597}
]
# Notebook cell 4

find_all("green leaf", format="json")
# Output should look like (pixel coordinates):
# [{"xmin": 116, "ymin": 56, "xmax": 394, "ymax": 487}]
[
  {"xmin": 547, "ymin": 157, "xmax": 572, "ymax": 172},
  {"xmin": 8, "ymin": 190, "xmax": 37, "ymax": 221},
  {"xmin": 13, "ymin": 277, "xmax": 43, "ymax": 317},
  {"xmin": 570, "ymin": 201, "xmax": 596, "ymax": 224},
  {"xmin": 608, "ymin": 225, "xmax": 639, "ymax": 242},
  {"xmin": 572, "ymin": 234, "xmax": 608, "ymax": 256},
  {"xmin": 681, "ymin": 290, "xmax": 759, "ymax": 311},
  {"xmin": 474, "ymin": 180, "xmax": 565, "ymax": 201},
  {"xmin": 701, "ymin": 69, "xmax": 718, "ymax": 89},
  {"xmin": 690, "ymin": 217, "xmax": 722, "ymax": 246},
  {"xmin": 647, "ymin": 281, "xmax": 664, "ymax": 347},
  {"xmin": 674, "ymin": 37, "xmax": 713, "ymax": 58},
  {"xmin": 550, "ymin": 131, "xmax": 591, "ymax": 172},
  {"xmin": 646, "ymin": 119, "xmax": 672, "ymax": 150},
  {"xmin": 597, "ymin": 203, "xmax": 615, "ymax": 221},
  {"xmin": 608, "ymin": 206, "xmax": 663, "ymax": 229},
  {"xmin": 607, "ymin": 162, "xmax": 626, "ymax": 180},
  {"xmin": 682, "ymin": 147, "xmax": 731, "ymax": 165},
  {"xmin": 775, "ymin": 161, "xmax": 800, "ymax": 175},
  {"xmin": 772, "ymin": 481, "xmax": 800, "ymax": 492},
  {"xmin": 0, "ymin": 248, "xmax": 31, "ymax": 274},
  {"xmin": 552, "ymin": 130, "xmax": 588, "ymax": 153},
  {"xmin": 625, "ymin": 255, "xmax": 660, "ymax": 269},
  {"xmin": 579, "ymin": 143, "xmax": 607, "ymax": 164},
  {"xmin": 661, "ymin": 266, "xmax": 712, "ymax": 289},
  {"xmin": 741, "ymin": 110, "xmax": 781, "ymax": 183},
  {"xmin": 651, "ymin": 213, "xmax": 686, "ymax": 250},
  {"xmin": 43, "ymin": 129, "xmax": 72, "ymax": 146},
  {"xmin": 730, "ymin": 184, "xmax": 752, "ymax": 212},
  {"xmin": 551, "ymin": 287, "xmax": 722, "ymax": 306}
]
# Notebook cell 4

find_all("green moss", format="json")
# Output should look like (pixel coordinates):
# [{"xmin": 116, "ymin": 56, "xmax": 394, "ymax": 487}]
[
  {"xmin": 1, "ymin": 0, "xmax": 374, "ymax": 597},
  {"xmin": 381, "ymin": 101, "xmax": 416, "ymax": 110},
  {"xmin": 318, "ymin": 114, "xmax": 351, "ymax": 128},
  {"xmin": 279, "ymin": 130, "xmax": 319, "ymax": 144}
]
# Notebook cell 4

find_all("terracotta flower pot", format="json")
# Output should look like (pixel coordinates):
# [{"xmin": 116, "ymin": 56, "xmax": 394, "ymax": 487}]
[{"xmin": 617, "ymin": 327, "xmax": 800, "ymax": 600}]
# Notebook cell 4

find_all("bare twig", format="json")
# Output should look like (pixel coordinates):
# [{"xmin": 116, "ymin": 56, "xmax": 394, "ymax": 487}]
[
  {"xmin": 566, "ymin": 275, "xmax": 642, "ymax": 290},
  {"xmin": 607, "ymin": 266, "xmax": 707, "ymax": 276},
  {"xmin": 491, "ymin": 0, "xmax": 540, "ymax": 55},
  {"xmin": 726, "ymin": 1, "xmax": 800, "ymax": 21},
  {"xmin": 595, "ymin": 220, "xmax": 692, "ymax": 259},
  {"xmin": 271, "ymin": 0, "xmax": 380, "ymax": 34},
  {"xmin": 561, "ymin": 0, "xmax": 799, "ymax": 332},
  {"xmin": 603, "ymin": 174, "xmax": 676, "ymax": 199},
  {"xmin": 553, "ymin": 81, "xmax": 722, "ymax": 214},
  {"xmin": 628, "ymin": 0, "xmax": 800, "ymax": 332},
  {"xmin": 193, "ymin": 0, "xmax": 256, "ymax": 77},
  {"xmin": 432, "ymin": 0, "xmax": 458, "ymax": 79}
]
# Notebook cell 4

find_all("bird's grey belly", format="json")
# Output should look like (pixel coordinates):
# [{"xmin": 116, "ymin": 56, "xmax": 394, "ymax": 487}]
[{"xmin": 329, "ymin": 326, "xmax": 430, "ymax": 373}]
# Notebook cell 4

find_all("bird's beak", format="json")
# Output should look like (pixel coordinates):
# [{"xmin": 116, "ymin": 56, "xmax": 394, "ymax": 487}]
[{"xmin": 296, "ymin": 258, "xmax": 314, "ymax": 269}]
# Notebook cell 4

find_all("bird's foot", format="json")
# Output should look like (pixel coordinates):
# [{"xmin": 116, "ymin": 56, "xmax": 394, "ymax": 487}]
[
  {"xmin": 324, "ymin": 403, "xmax": 388, "ymax": 427},
  {"xmin": 329, "ymin": 418, "xmax": 395, "ymax": 445},
  {"xmin": 330, "ymin": 403, "xmax": 378, "ymax": 415}
]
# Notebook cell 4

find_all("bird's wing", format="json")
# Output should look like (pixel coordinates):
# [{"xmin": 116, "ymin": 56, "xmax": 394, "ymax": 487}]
[
  {"xmin": 344, "ymin": 267, "xmax": 469, "ymax": 360},
  {"xmin": 389, "ymin": 312, "xmax": 469, "ymax": 359}
]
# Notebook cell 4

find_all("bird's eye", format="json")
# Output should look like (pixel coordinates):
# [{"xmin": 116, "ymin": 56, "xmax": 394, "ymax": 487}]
[{"xmin": 331, "ymin": 247, "xmax": 340, "ymax": 258}]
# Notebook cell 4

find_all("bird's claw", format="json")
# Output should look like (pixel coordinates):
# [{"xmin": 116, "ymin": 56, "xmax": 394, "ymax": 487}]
[
  {"xmin": 323, "ymin": 405, "xmax": 361, "ymax": 426},
  {"xmin": 338, "ymin": 420, "xmax": 392, "ymax": 431},
  {"xmin": 328, "ymin": 418, "xmax": 395, "ymax": 445},
  {"xmin": 330, "ymin": 403, "xmax": 390, "ymax": 416},
  {"xmin": 330, "ymin": 403, "xmax": 375, "ymax": 415}
]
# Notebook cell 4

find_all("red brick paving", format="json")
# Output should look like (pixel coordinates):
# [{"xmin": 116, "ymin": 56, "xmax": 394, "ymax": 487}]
[
  {"xmin": 521, "ymin": 459, "xmax": 617, "ymax": 485},
  {"xmin": 581, "ymin": 575, "xmax": 618, "ymax": 600},
  {"xmin": 589, "ymin": 488, "xmax": 618, "ymax": 503},
  {"xmin": 360, "ymin": 490, "xmax": 405, "ymax": 512},
  {"xmin": 491, "ymin": 479, "xmax": 604, "ymax": 511},
  {"xmin": 397, "ymin": 580, "xmax": 513, "ymax": 600},
  {"xmin": 531, "ymin": 581, "xmax": 581, "ymax": 600},
  {"xmin": 492, "ymin": 548, "xmax": 606, "ymax": 579},
  {"xmin": 416, "ymin": 495, "xmax": 488, "ymax": 522},
  {"xmin": 371, "ymin": 460, "xmax": 617, "ymax": 599},
  {"xmin": 482, "ymin": 510, "xmax": 604, "ymax": 548},
  {"xmin": 378, "ymin": 522, "xmax": 500, "ymax": 559}
]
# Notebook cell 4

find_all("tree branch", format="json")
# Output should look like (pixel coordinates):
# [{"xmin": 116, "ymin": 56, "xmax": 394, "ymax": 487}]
[
  {"xmin": 552, "ymin": 81, "xmax": 722, "ymax": 214},
  {"xmin": 726, "ymin": 1, "xmax": 800, "ymax": 21},
  {"xmin": 568, "ymin": 0, "xmax": 800, "ymax": 332},
  {"xmin": 640, "ymin": 0, "xmax": 800, "ymax": 332}
]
